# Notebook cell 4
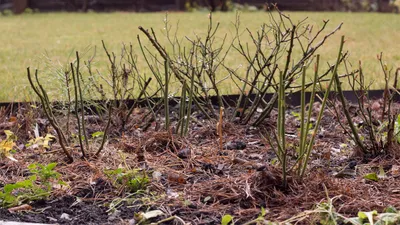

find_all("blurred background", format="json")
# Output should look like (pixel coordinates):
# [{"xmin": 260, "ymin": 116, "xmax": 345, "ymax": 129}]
[
  {"xmin": 1, "ymin": 0, "xmax": 399, "ymax": 13},
  {"xmin": 0, "ymin": 0, "xmax": 399, "ymax": 102}
]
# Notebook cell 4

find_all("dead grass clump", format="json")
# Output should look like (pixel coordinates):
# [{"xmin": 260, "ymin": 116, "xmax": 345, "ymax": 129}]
[{"xmin": 143, "ymin": 132, "xmax": 181, "ymax": 153}]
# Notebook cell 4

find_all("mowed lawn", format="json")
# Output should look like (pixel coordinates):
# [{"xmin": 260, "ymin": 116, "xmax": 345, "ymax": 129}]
[{"xmin": 0, "ymin": 11, "xmax": 400, "ymax": 102}]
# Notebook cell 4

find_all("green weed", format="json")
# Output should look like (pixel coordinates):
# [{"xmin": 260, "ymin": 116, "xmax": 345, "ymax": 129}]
[
  {"xmin": 0, "ymin": 163, "xmax": 64, "ymax": 207},
  {"xmin": 105, "ymin": 168, "xmax": 149, "ymax": 193}
]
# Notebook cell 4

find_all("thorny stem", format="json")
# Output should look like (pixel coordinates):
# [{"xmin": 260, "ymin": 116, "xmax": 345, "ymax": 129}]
[
  {"xmin": 164, "ymin": 59, "xmax": 170, "ymax": 130},
  {"xmin": 345, "ymin": 61, "xmax": 378, "ymax": 153},
  {"xmin": 122, "ymin": 77, "xmax": 152, "ymax": 132},
  {"xmin": 138, "ymin": 26, "xmax": 217, "ymax": 119},
  {"xmin": 378, "ymin": 52, "xmax": 389, "ymax": 121},
  {"xmin": 299, "ymin": 56, "xmax": 319, "ymax": 175},
  {"xmin": 102, "ymin": 40, "xmax": 118, "ymax": 102},
  {"xmin": 178, "ymin": 81, "xmax": 187, "ymax": 136},
  {"xmin": 300, "ymin": 58, "xmax": 335, "ymax": 178},
  {"xmin": 184, "ymin": 70, "xmax": 195, "ymax": 136},
  {"xmin": 298, "ymin": 65, "xmax": 307, "ymax": 176},
  {"xmin": 387, "ymin": 68, "xmax": 400, "ymax": 151},
  {"xmin": 95, "ymin": 104, "xmax": 112, "ymax": 156},
  {"xmin": 71, "ymin": 62, "xmax": 86, "ymax": 158},
  {"xmin": 64, "ymin": 71, "xmax": 72, "ymax": 139},
  {"xmin": 27, "ymin": 68, "xmax": 73, "ymax": 163},
  {"xmin": 218, "ymin": 107, "xmax": 224, "ymax": 152},
  {"xmin": 75, "ymin": 52, "xmax": 90, "ymax": 155},
  {"xmin": 334, "ymin": 36, "xmax": 367, "ymax": 154},
  {"xmin": 277, "ymin": 71, "xmax": 287, "ymax": 189},
  {"xmin": 251, "ymin": 20, "xmax": 343, "ymax": 127}
]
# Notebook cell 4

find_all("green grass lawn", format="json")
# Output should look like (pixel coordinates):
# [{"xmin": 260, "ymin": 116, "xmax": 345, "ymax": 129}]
[{"xmin": 0, "ymin": 11, "xmax": 399, "ymax": 102}]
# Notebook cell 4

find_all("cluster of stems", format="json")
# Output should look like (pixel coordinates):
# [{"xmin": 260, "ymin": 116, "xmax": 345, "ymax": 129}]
[
  {"xmin": 330, "ymin": 52, "xmax": 400, "ymax": 156},
  {"xmin": 27, "ymin": 7, "xmax": 397, "ymax": 189},
  {"xmin": 28, "ymin": 51, "xmax": 115, "ymax": 161},
  {"xmin": 267, "ymin": 36, "xmax": 344, "ymax": 188}
]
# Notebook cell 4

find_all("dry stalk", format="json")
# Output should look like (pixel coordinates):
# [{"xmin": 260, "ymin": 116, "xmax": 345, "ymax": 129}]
[
  {"xmin": 27, "ymin": 68, "xmax": 73, "ymax": 162},
  {"xmin": 217, "ymin": 107, "xmax": 224, "ymax": 152}
]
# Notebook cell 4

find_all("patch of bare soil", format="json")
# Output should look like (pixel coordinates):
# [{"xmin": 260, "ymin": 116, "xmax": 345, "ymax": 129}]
[
  {"xmin": 1, "ymin": 101, "xmax": 400, "ymax": 224},
  {"xmin": 0, "ymin": 196, "xmax": 110, "ymax": 224}
]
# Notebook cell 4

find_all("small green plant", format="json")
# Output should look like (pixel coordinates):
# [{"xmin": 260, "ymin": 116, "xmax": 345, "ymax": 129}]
[
  {"xmin": 0, "ymin": 175, "xmax": 44, "ymax": 207},
  {"xmin": 221, "ymin": 214, "xmax": 234, "ymax": 225},
  {"xmin": 0, "ymin": 163, "xmax": 63, "ymax": 207},
  {"xmin": 105, "ymin": 168, "xmax": 149, "ymax": 193},
  {"xmin": 91, "ymin": 131, "xmax": 104, "ymax": 138},
  {"xmin": 27, "ymin": 162, "xmax": 63, "ymax": 186}
]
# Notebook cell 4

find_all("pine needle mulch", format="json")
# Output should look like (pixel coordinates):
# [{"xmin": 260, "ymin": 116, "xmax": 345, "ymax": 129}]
[{"xmin": 2, "ymin": 113, "xmax": 400, "ymax": 224}]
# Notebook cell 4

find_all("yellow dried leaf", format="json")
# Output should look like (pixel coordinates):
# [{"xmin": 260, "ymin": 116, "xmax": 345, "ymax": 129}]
[
  {"xmin": 0, "ymin": 137, "xmax": 16, "ymax": 160},
  {"xmin": 4, "ymin": 130, "xmax": 17, "ymax": 141}
]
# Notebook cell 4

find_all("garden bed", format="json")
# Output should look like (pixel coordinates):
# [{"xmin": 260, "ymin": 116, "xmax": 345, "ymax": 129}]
[{"xmin": 1, "ymin": 98, "xmax": 400, "ymax": 224}]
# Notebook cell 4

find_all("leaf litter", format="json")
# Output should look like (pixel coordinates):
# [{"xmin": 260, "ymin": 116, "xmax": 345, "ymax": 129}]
[{"xmin": 1, "ymin": 101, "xmax": 400, "ymax": 224}]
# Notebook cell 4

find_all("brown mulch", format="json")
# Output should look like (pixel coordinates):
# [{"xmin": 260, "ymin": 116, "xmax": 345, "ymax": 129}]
[{"xmin": 1, "ymin": 102, "xmax": 400, "ymax": 224}]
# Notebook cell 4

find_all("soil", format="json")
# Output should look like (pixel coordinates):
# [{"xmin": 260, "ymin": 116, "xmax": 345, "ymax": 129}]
[
  {"xmin": 1, "ymin": 100, "xmax": 400, "ymax": 224},
  {"xmin": 0, "ymin": 196, "xmax": 110, "ymax": 224}
]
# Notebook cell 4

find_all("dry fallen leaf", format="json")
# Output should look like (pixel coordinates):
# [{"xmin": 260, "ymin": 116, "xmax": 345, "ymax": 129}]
[
  {"xmin": 167, "ymin": 172, "xmax": 186, "ymax": 184},
  {"xmin": 391, "ymin": 165, "xmax": 400, "ymax": 176},
  {"xmin": 8, "ymin": 204, "xmax": 33, "ymax": 213}
]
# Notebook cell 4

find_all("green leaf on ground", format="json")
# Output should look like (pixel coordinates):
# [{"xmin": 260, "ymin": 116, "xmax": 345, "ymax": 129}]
[{"xmin": 364, "ymin": 173, "xmax": 379, "ymax": 182}]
